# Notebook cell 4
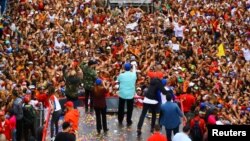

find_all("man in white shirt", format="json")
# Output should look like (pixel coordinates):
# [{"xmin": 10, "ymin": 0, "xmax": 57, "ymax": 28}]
[
  {"xmin": 173, "ymin": 125, "xmax": 192, "ymax": 141},
  {"xmin": 174, "ymin": 22, "xmax": 185, "ymax": 39},
  {"xmin": 174, "ymin": 22, "xmax": 185, "ymax": 42},
  {"xmin": 54, "ymin": 36, "xmax": 65, "ymax": 53}
]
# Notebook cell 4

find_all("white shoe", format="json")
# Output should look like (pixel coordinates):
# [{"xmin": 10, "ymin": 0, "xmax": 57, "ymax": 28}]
[{"xmin": 51, "ymin": 137, "xmax": 55, "ymax": 141}]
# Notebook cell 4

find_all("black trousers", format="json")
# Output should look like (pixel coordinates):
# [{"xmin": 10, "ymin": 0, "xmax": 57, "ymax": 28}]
[
  {"xmin": 137, "ymin": 103, "xmax": 158, "ymax": 130},
  {"xmin": 94, "ymin": 107, "xmax": 108, "ymax": 132},
  {"xmin": 23, "ymin": 122, "xmax": 35, "ymax": 141},
  {"xmin": 118, "ymin": 97, "xmax": 134, "ymax": 124},
  {"xmin": 84, "ymin": 89, "xmax": 93, "ymax": 110},
  {"xmin": 51, "ymin": 110, "xmax": 62, "ymax": 137},
  {"xmin": 166, "ymin": 126, "xmax": 179, "ymax": 141},
  {"xmin": 16, "ymin": 119, "xmax": 23, "ymax": 141}
]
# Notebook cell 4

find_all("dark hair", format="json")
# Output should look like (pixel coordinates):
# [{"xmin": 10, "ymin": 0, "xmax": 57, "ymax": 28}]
[
  {"xmin": 8, "ymin": 109, "xmax": 15, "ymax": 117},
  {"xmin": 154, "ymin": 124, "xmax": 161, "ymax": 131},
  {"xmin": 166, "ymin": 94, "xmax": 172, "ymax": 101},
  {"xmin": 194, "ymin": 110, "xmax": 200, "ymax": 116},
  {"xmin": 48, "ymin": 86, "xmax": 55, "ymax": 95},
  {"xmin": 12, "ymin": 89, "xmax": 18, "ymax": 97},
  {"xmin": 183, "ymin": 125, "xmax": 191, "ymax": 132},
  {"xmin": 62, "ymin": 122, "xmax": 71, "ymax": 130}
]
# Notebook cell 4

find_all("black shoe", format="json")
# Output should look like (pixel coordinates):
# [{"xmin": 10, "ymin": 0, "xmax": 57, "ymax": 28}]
[
  {"xmin": 127, "ymin": 121, "xmax": 133, "ymax": 127},
  {"xmin": 118, "ymin": 121, "xmax": 123, "ymax": 125},
  {"xmin": 85, "ymin": 108, "xmax": 88, "ymax": 113},
  {"xmin": 97, "ymin": 130, "xmax": 101, "ymax": 134},
  {"xmin": 137, "ymin": 129, "xmax": 142, "ymax": 136},
  {"xmin": 90, "ymin": 108, "xmax": 94, "ymax": 113},
  {"xmin": 104, "ymin": 129, "xmax": 109, "ymax": 133}
]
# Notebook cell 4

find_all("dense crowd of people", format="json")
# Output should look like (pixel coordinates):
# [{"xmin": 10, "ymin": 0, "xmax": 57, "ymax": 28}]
[{"xmin": 0, "ymin": 0, "xmax": 249, "ymax": 141}]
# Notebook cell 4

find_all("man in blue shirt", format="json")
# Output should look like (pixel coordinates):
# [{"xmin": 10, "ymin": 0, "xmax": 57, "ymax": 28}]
[
  {"xmin": 117, "ymin": 63, "xmax": 137, "ymax": 126},
  {"xmin": 160, "ymin": 94, "xmax": 186, "ymax": 141}
]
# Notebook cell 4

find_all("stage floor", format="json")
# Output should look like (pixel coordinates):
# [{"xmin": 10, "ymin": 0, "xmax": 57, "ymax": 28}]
[{"xmin": 50, "ymin": 107, "xmax": 159, "ymax": 141}]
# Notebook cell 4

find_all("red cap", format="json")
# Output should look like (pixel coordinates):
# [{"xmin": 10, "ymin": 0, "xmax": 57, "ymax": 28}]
[
  {"xmin": 23, "ymin": 95, "xmax": 30, "ymax": 104},
  {"xmin": 64, "ymin": 101, "xmax": 74, "ymax": 107}
]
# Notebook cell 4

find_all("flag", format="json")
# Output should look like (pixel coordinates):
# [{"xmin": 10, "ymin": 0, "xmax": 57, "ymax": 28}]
[{"xmin": 217, "ymin": 43, "xmax": 225, "ymax": 57}]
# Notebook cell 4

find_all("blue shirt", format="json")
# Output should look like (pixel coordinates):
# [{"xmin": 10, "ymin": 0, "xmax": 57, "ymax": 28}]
[
  {"xmin": 160, "ymin": 101, "xmax": 183, "ymax": 129},
  {"xmin": 118, "ymin": 71, "xmax": 137, "ymax": 99}
]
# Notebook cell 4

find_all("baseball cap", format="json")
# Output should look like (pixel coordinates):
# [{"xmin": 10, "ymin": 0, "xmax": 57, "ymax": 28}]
[
  {"xmin": 28, "ymin": 85, "xmax": 36, "ymax": 89},
  {"xmin": 217, "ymin": 104, "xmax": 223, "ymax": 109},
  {"xmin": 200, "ymin": 102, "xmax": 206, "ymax": 109},
  {"xmin": 88, "ymin": 60, "xmax": 97, "ymax": 66},
  {"xmin": 161, "ymin": 79, "xmax": 168, "ymax": 85},
  {"xmin": 95, "ymin": 78, "xmax": 102, "ymax": 85},
  {"xmin": 247, "ymin": 107, "xmax": 250, "ymax": 112},
  {"xmin": 124, "ymin": 63, "xmax": 131, "ymax": 71},
  {"xmin": 137, "ymin": 87, "xmax": 142, "ymax": 91},
  {"xmin": 64, "ymin": 101, "xmax": 74, "ymax": 107},
  {"xmin": 23, "ymin": 95, "xmax": 31, "ymax": 104},
  {"xmin": 131, "ymin": 55, "xmax": 136, "ymax": 61}
]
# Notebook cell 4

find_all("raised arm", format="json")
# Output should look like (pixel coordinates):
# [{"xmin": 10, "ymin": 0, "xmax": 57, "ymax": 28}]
[{"xmin": 157, "ymin": 80, "xmax": 170, "ymax": 95}]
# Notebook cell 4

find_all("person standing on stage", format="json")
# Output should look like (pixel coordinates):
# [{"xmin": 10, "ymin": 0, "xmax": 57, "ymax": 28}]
[
  {"xmin": 92, "ymin": 78, "xmax": 110, "ymax": 134},
  {"xmin": 117, "ymin": 63, "xmax": 137, "ymax": 126},
  {"xmin": 80, "ymin": 60, "xmax": 97, "ymax": 113},
  {"xmin": 137, "ymin": 77, "xmax": 170, "ymax": 136}
]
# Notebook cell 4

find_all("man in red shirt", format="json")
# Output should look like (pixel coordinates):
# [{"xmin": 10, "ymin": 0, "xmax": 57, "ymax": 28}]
[
  {"xmin": 190, "ymin": 111, "xmax": 206, "ymax": 141},
  {"xmin": 64, "ymin": 101, "xmax": 80, "ymax": 135},
  {"xmin": 178, "ymin": 88, "xmax": 196, "ymax": 122},
  {"xmin": 190, "ymin": 111, "xmax": 206, "ymax": 134},
  {"xmin": 36, "ymin": 87, "xmax": 50, "ymax": 123},
  {"xmin": 147, "ymin": 125, "xmax": 167, "ymax": 141},
  {"xmin": 36, "ymin": 87, "xmax": 49, "ymax": 108},
  {"xmin": 0, "ymin": 111, "xmax": 12, "ymax": 141},
  {"xmin": 147, "ymin": 64, "xmax": 164, "ymax": 79}
]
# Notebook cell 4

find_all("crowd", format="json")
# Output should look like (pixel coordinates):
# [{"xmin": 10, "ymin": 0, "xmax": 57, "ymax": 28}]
[{"xmin": 0, "ymin": 0, "xmax": 249, "ymax": 141}]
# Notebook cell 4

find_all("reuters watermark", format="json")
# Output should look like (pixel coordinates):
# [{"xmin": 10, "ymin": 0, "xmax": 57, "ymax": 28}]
[{"xmin": 208, "ymin": 125, "xmax": 249, "ymax": 140}]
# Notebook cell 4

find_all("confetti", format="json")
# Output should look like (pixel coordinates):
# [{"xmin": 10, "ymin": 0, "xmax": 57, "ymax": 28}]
[{"xmin": 48, "ymin": 107, "xmax": 156, "ymax": 141}]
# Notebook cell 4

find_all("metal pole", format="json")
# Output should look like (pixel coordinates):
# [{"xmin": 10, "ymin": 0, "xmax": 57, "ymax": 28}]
[{"xmin": 40, "ymin": 104, "xmax": 43, "ymax": 127}]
